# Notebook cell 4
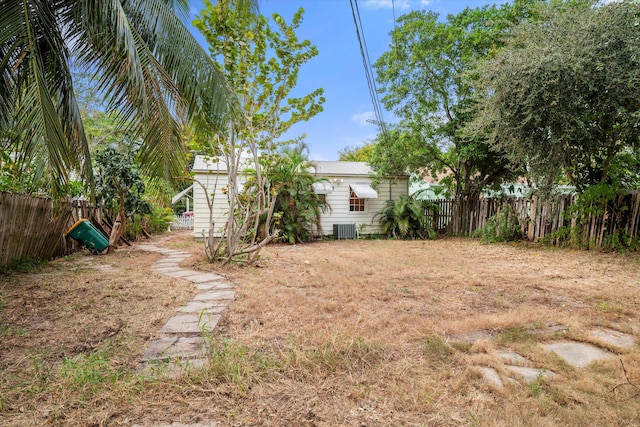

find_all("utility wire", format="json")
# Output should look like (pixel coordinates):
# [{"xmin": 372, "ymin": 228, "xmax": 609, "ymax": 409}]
[
  {"xmin": 349, "ymin": 0, "xmax": 388, "ymax": 138},
  {"xmin": 350, "ymin": 0, "xmax": 395, "ymax": 200}
]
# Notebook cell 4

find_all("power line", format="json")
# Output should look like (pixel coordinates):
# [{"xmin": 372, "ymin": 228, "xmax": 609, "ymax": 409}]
[
  {"xmin": 349, "ymin": 0, "xmax": 388, "ymax": 139},
  {"xmin": 350, "ymin": 0, "xmax": 395, "ymax": 200}
]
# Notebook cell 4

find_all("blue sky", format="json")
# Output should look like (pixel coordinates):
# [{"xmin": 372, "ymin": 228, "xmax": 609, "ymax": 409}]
[{"xmin": 187, "ymin": 0, "xmax": 506, "ymax": 160}]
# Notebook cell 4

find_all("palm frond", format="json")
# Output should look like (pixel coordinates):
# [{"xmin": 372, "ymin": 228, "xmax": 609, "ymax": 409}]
[{"xmin": 1, "ymin": 0, "xmax": 90, "ymax": 190}]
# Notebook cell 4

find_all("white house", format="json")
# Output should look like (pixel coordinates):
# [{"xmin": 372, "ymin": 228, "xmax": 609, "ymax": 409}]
[
  {"xmin": 190, "ymin": 155, "xmax": 409, "ymax": 239},
  {"xmin": 310, "ymin": 161, "xmax": 408, "ymax": 237}
]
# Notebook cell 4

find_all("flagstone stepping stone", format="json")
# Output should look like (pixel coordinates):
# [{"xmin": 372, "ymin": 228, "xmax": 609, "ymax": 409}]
[
  {"xmin": 154, "ymin": 266, "xmax": 184, "ymax": 273},
  {"xmin": 193, "ymin": 290, "xmax": 235, "ymax": 301},
  {"xmin": 142, "ymin": 337, "xmax": 205, "ymax": 361},
  {"xmin": 476, "ymin": 366, "xmax": 504, "ymax": 388},
  {"xmin": 196, "ymin": 281, "xmax": 234, "ymax": 291},
  {"xmin": 164, "ymin": 269, "xmax": 201, "ymax": 278},
  {"xmin": 141, "ymin": 337, "xmax": 177, "ymax": 361},
  {"xmin": 542, "ymin": 341, "xmax": 616, "ymax": 368},
  {"xmin": 159, "ymin": 313, "xmax": 221, "ymax": 334},
  {"xmin": 450, "ymin": 330, "xmax": 494, "ymax": 344},
  {"xmin": 530, "ymin": 322, "xmax": 569, "ymax": 335},
  {"xmin": 140, "ymin": 358, "xmax": 208, "ymax": 380},
  {"xmin": 505, "ymin": 366, "xmax": 557, "ymax": 382},
  {"xmin": 154, "ymin": 264, "xmax": 180, "ymax": 270},
  {"xmin": 181, "ymin": 273, "xmax": 226, "ymax": 283},
  {"xmin": 498, "ymin": 350, "xmax": 530, "ymax": 365},
  {"xmin": 177, "ymin": 301, "xmax": 227, "ymax": 314},
  {"xmin": 589, "ymin": 328, "xmax": 635, "ymax": 349},
  {"xmin": 162, "ymin": 258, "xmax": 189, "ymax": 264}
]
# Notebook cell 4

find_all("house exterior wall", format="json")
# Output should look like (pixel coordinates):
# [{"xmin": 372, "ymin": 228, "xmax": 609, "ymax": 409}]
[
  {"xmin": 192, "ymin": 171, "xmax": 231, "ymax": 238},
  {"xmin": 191, "ymin": 161, "xmax": 408, "ymax": 238},
  {"xmin": 318, "ymin": 178, "xmax": 408, "ymax": 236}
]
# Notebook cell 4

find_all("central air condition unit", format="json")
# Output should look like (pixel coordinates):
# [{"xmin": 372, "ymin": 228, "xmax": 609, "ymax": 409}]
[{"xmin": 333, "ymin": 223, "xmax": 356, "ymax": 239}]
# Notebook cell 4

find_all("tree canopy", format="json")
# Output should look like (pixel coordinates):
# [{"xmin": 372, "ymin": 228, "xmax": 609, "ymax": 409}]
[
  {"xmin": 194, "ymin": 1, "xmax": 324, "ymax": 263},
  {"xmin": 373, "ymin": 1, "xmax": 540, "ymax": 196},
  {"xmin": 470, "ymin": 0, "xmax": 640, "ymax": 192}
]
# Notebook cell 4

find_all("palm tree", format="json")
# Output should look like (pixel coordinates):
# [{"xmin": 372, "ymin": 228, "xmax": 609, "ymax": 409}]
[
  {"xmin": 0, "ymin": 0, "xmax": 256, "ymax": 193},
  {"xmin": 377, "ymin": 195, "xmax": 437, "ymax": 239},
  {"xmin": 268, "ymin": 143, "xmax": 330, "ymax": 244}
]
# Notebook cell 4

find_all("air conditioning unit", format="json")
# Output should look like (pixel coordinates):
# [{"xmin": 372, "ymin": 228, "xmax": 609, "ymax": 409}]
[{"xmin": 333, "ymin": 223, "xmax": 356, "ymax": 240}]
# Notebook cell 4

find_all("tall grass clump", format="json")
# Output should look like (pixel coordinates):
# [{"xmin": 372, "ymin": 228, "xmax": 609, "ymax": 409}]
[{"xmin": 476, "ymin": 204, "xmax": 522, "ymax": 243}]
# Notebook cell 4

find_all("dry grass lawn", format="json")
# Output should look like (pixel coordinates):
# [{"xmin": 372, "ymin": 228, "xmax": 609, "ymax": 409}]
[{"xmin": 2, "ymin": 232, "xmax": 640, "ymax": 426}]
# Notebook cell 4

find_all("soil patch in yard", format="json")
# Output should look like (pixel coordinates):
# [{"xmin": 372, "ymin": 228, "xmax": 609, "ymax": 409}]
[{"xmin": 2, "ymin": 233, "xmax": 640, "ymax": 426}]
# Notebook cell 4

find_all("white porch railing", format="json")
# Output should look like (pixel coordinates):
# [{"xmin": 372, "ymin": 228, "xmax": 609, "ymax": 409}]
[{"xmin": 171, "ymin": 213, "xmax": 194, "ymax": 230}]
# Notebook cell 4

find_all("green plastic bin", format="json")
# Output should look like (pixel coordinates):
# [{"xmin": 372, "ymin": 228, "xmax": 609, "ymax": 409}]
[{"xmin": 66, "ymin": 219, "xmax": 109, "ymax": 253}]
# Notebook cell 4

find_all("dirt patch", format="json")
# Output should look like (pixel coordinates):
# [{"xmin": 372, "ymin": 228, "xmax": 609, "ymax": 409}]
[{"xmin": 2, "ymin": 233, "xmax": 640, "ymax": 426}]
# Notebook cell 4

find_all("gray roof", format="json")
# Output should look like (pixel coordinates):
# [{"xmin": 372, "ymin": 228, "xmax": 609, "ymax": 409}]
[
  {"xmin": 193, "ymin": 156, "xmax": 374, "ymax": 177},
  {"xmin": 311, "ymin": 161, "xmax": 373, "ymax": 176}
]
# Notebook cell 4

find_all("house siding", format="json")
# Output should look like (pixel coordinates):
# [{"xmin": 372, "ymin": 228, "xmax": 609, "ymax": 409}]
[
  {"xmin": 190, "ymin": 156, "xmax": 408, "ymax": 238},
  {"xmin": 319, "ymin": 178, "xmax": 408, "ymax": 236},
  {"xmin": 192, "ymin": 171, "xmax": 231, "ymax": 238}
]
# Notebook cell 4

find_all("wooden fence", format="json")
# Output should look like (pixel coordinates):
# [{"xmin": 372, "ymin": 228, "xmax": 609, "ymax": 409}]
[
  {"xmin": 0, "ymin": 192, "xmax": 108, "ymax": 266},
  {"xmin": 430, "ymin": 192, "xmax": 640, "ymax": 248}
]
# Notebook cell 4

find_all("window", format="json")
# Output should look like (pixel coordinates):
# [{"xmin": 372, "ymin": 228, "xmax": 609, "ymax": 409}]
[{"xmin": 349, "ymin": 188, "xmax": 365, "ymax": 212}]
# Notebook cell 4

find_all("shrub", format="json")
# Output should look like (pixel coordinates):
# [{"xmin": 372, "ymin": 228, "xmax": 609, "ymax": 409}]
[
  {"xmin": 478, "ymin": 204, "xmax": 522, "ymax": 243},
  {"xmin": 376, "ymin": 195, "xmax": 437, "ymax": 239}
]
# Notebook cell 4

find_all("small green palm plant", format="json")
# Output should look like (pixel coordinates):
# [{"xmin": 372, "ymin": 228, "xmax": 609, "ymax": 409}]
[{"xmin": 376, "ymin": 195, "xmax": 437, "ymax": 239}]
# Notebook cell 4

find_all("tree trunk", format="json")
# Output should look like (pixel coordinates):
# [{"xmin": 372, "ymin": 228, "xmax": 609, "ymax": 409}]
[{"xmin": 108, "ymin": 193, "xmax": 126, "ymax": 253}]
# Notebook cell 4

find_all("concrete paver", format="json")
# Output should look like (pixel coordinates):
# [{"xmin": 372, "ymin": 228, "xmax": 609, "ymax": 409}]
[
  {"xmin": 498, "ymin": 350, "xmax": 530, "ymax": 365},
  {"xmin": 193, "ymin": 290, "xmax": 235, "ymax": 301},
  {"xmin": 505, "ymin": 366, "xmax": 557, "ymax": 382},
  {"xmin": 138, "ymin": 244, "xmax": 234, "ymax": 366},
  {"xmin": 450, "ymin": 330, "xmax": 493, "ymax": 344},
  {"xmin": 181, "ymin": 273, "xmax": 226, "ymax": 283},
  {"xmin": 159, "ymin": 313, "xmax": 221, "ymax": 334},
  {"xmin": 141, "ymin": 337, "xmax": 178, "ymax": 361},
  {"xmin": 589, "ymin": 328, "xmax": 635, "ymax": 348},
  {"xmin": 196, "ymin": 282, "xmax": 234, "ymax": 290},
  {"xmin": 163, "ymin": 269, "xmax": 201, "ymax": 278},
  {"xmin": 477, "ymin": 366, "xmax": 504, "ymax": 388},
  {"xmin": 542, "ymin": 341, "xmax": 616, "ymax": 368},
  {"xmin": 154, "ymin": 266, "xmax": 185, "ymax": 273},
  {"xmin": 177, "ymin": 301, "xmax": 228, "ymax": 314}
]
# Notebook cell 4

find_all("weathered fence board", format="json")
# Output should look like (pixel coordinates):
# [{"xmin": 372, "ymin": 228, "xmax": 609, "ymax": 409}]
[
  {"xmin": 0, "ymin": 192, "xmax": 110, "ymax": 266},
  {"xmin": 430, "ymin": 193, "xmax": 640, "ymax": 248}
]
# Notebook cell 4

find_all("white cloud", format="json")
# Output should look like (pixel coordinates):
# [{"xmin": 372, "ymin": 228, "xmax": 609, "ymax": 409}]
[
  {"xmin": 361, "ymin": 0, "xmax": 432, "ymax": 11},
  {"xmin": 351, "ymin": 111, "xmax": 376, "ymax": 126}
]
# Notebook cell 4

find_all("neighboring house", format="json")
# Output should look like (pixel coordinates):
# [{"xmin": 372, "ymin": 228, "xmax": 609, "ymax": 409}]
[
  {"xmin": 409, "ymin": 172, "xmax": 575, "ymax": 199},
  {"xmin": 190, "ymin": 155, "xmax": 409, "ymax": 238}
]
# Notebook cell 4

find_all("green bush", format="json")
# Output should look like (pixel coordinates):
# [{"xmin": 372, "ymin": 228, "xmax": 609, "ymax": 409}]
[
  {"xmin": 477, "ymin": 204, "xmax": 522, "ymax": 243},
  {"xmin": 376, "ymin": 195, "xmax": 437, "ymax": 239}
]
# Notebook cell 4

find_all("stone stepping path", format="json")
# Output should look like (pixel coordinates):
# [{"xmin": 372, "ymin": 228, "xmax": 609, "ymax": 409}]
[
  {"xmin": 138, "ymin": 244, "xmax": 235, "ymax": 365},
  {"xmin": 456, "ymin": 324, "xmax": 636, "ymax": 389}
]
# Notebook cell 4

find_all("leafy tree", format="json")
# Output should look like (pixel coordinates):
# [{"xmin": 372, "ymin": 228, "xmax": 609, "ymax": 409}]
[
  {"xmin": 376, "ymin": 195, "xmax": 436, "ymax": 239},
  {"xmin": 194, "ymin": 1, "xmax": 324, "ymax": 263},
  {"xmin": 1, "ymin": 0, "xmax": 255, "ymax": 195},
  {"xmin": 338, "ymin": 142, "xmax": 375, "ymax": 162},
  {"xmin": 470, "ymin": 0, "xmax": 640, "ymax": 192},
  {"xmin": 95, "ymin": 148, "xmax": 151, "ymax": 248},
  {"xmin": 373, "ymin": 1, "xmax": 539, "ymax": 197}
]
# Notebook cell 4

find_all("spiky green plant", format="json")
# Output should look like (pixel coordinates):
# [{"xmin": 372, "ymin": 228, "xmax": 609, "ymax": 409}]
[{"xmin": 376, "ymin": 195, "xmax": 437, "ymax": 239}]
